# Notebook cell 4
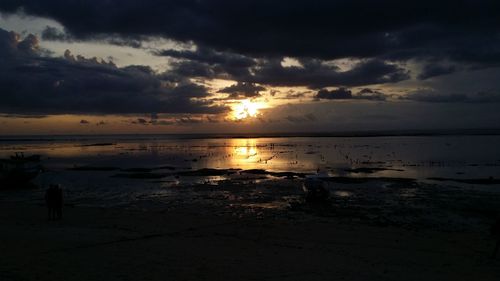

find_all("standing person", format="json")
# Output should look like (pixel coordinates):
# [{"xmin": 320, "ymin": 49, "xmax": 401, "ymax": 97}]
[{"xmin": 492, "ymin": 217, "xmax": 500, "ymax": 259}]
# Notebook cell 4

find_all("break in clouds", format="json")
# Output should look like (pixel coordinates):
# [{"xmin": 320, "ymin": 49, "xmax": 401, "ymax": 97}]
[{"xmin": 1, "ymin": 0, "xmax": 500, "ymax": 126}]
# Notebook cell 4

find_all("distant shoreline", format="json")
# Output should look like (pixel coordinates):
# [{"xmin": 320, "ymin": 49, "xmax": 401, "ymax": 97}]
[{"xmin": 1, "ymin": 128, "xmax": 500, "ymax": 142}]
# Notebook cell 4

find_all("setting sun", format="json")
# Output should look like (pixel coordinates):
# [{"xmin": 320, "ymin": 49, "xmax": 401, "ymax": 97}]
[{"xmin": 231, "ymin": 99, "xmax": 265, "ymax": 120}]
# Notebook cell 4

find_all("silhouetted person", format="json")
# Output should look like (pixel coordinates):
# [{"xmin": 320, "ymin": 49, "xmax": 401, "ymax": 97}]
[
  {"xmin": 491, "ymin": 217, "xmax": 500, "ymax": 258},
  {"xmin": 44, "ymin": 184, "xmax": 63, "ymax": 220}
]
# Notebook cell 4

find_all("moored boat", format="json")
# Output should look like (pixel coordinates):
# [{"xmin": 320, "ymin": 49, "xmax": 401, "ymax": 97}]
[{"xmin": 0, "ymin": 153, "xmax": 42, "ymax": 186}]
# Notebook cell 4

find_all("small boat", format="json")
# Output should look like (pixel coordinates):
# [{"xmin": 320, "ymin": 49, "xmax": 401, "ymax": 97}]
[{"xmin": 0, "ymin": 153, "xmax": 42, "ymax": 186}]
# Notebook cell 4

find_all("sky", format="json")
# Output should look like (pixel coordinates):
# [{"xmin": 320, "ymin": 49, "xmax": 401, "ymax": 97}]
[{"xmin": 1, "ymin": 0, "xmax": 500, "ymax": 135}]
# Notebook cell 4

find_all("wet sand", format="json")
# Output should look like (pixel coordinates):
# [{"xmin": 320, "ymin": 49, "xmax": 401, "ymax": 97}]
[{"xmin": 1, "ymin": 194, "xmax": 499, "ymax": 281}]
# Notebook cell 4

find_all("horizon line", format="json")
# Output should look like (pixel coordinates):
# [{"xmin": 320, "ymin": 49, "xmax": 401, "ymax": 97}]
[{"xmin": 2, "ymin": 128, "xmax": 500, "ymax": 141}]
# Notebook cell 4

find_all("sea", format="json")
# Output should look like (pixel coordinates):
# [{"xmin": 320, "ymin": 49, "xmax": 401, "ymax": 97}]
[{"xmin": 1, "ymin": 132, "xmax": 500, "ymax": 208}]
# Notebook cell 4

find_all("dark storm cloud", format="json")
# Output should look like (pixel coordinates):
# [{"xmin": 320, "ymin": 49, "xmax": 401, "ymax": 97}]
[
  {"xmin": 156, "ymin": 46, "xmax": 256, "ymax": 69},
  {"xmin": 160, "ymin": 48, "xmax": 256, "ymax": 81},
  {"xmin": 315, "ymin": 87, "xmax": 387, "ymax": 101},
  {"xmin": 41, "ymin": 26, "xmax": 144, "ymax": 48},
  {"xmin": 248, "ymin": 59, "xmax": 409, "ymax": 88},
  {"xmin": 167, "ymin": 57, "xmax": 409, "ymax": 88},
  {"xmin": 316, "ymin": 88, "xmax": 353, "ymax": 100},
  {"xmin": 417, "ymin": 63, "xmax": 457, "ymax": 80},
  {"xmin": 0, "ymin": 29, "xmax": 38, "ymax": 56},
  {"xmin": 1, "ymin": 0, "xmax": 500, "ymax": 67},
  {"xmin": 41, "ymin": 26, "xmax": 68, "ymax": 41},
  {"xmin": 0, "ymin": 29, "xmax": 226, "ymax": 115},
  {"xmin": 356, "ymin": 88, "xmax": 387, "ymax": 101},
  {"xmin": 167, "ymin": 61, "xmax": 218, "ymax": 80},
  {"xmin": 217, "ymin": 82, "xmax": 265, "ymax": 99}
]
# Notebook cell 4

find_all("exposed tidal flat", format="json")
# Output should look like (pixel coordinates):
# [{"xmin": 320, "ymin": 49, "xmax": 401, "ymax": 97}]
[{"xmin": 1, "ymin": 135, "xmax": 500, "ymax": 280}]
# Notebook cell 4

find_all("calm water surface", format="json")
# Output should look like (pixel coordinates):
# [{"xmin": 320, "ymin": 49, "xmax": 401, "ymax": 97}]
[
  {"xmin": 1, "ymin": 135, "xmax": 499, "ymax": 177},
  {"xmin": 1, "ymin": 135, "xmax": 499, "ymax": 206}
]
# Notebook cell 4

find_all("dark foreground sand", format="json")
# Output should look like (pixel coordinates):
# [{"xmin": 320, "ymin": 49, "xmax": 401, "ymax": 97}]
[{"xmin": 1, "ymin": 200, "xmax": 499, "ymax": 281}]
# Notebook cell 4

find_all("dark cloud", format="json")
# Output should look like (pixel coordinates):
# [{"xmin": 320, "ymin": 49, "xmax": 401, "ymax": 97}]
[
  {"xmin": 217, "ymin": 82, "xmax": 265, "ymax": 99},
  {"xmin": 177, "ymin": 117, "xmax": 204, "ymax": 124},
  {"xmin": 128, "ymin": 114, "xmax": 211, "ymax": 126},
  {"xmin": 280, "ymin": 90, "xmax": 311, "ymax": 100},
  {"xmin": 166, "ymin": 60, "xmax": 223, "ymax": 81},
  {"xmin": 0, "ymin": 29, "xmax": 38, "ymax": 56},
  {"xmin": 2, "ymin": 0, "xmax": 500, "ymax": 67},
  {"xmin": 316, "ymin": 88, "xmax": 352, "ymax": 100},
  {"xmin": 41, "ymin": 26, "xmax": 68, "ymax": 41},
  {"xmin": 41, "ymin": 26, "xmax": 144, "ymax": 48},
  {"xmin": 168, "ymin": 57, "xmax": 410, "ymax": 88},
  {"xmin": 316, "ymin": 87, "xmax": 388, "ymax": 101},
  {"xmin": 356, "ymin": 88, "xmax": 387, "ymax": 101},
  {"xmin": 246, "ymin": 58, "xmax": 410, "ymax": 88},
  {"xmin": 161, "ymin": 48, "xmax": 257, "ymax": 82},
  {"xmin": 105, "ymin": 37, "xmax": 143, "ymax": 48},
  {"xmin": 0, "ymin": 29, "xmax": 226, "ymax": 116},
  {"xmin": 156, "ymin": 46, "xmax": 255, "ymax": 69},
  {"xmin": 418, "ymin": 63, "xmax": 457, "ymax": 80},
  {"xmin": 79, "ymin": 119, "xmax": 90, "ymax": 124}
]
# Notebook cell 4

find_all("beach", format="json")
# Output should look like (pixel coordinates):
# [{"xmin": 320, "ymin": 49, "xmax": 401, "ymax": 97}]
[{"xmin": 1, "ymin": 177, "xmax": 500, "ymax": 281}]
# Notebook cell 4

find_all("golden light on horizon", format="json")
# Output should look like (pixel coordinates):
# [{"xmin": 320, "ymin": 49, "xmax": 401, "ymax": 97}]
[{"xmin": 231, "ymin": 99, "xmax": 265, "ymax": 120}]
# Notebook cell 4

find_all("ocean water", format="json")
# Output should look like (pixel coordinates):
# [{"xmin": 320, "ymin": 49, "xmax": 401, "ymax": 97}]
[
  {"xmin": 1, "ymin": 134, "xmax": 500, "ymax": 207},
  {"xmin": 2, "ymin": 134, "xmax": 500, "ymax": 176}
]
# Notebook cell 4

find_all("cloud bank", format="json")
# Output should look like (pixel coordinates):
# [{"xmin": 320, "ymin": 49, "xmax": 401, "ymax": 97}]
[{"xmin": 0, "ymin": 28, "xmax": 226, "ymax": 115}]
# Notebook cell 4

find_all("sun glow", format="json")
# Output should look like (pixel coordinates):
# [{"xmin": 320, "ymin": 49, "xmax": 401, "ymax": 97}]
[{"xmin": 231, "ymin": 99, "xmax": 265, "ymax": 120}]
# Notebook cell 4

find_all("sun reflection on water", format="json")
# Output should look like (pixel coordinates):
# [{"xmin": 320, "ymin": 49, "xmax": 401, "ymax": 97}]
[{"xmin": 228, "ymin": 139, "xmax": 261, "ymax": 169}]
